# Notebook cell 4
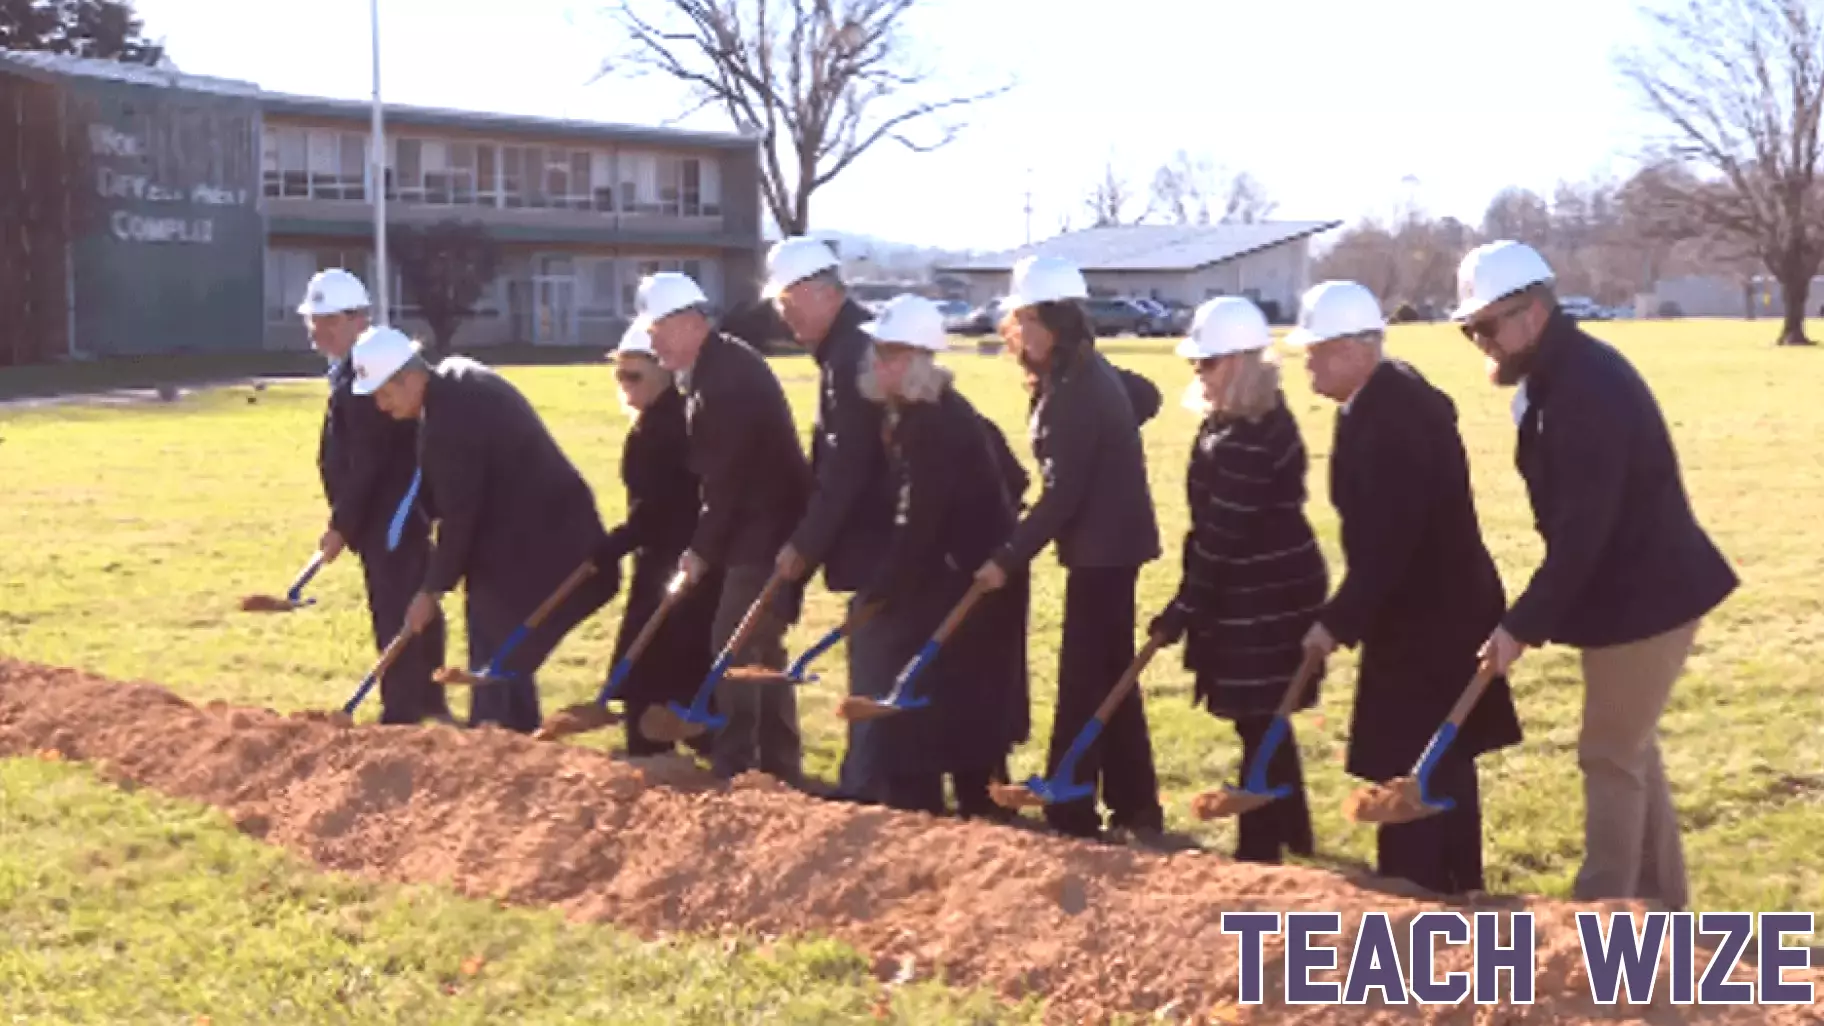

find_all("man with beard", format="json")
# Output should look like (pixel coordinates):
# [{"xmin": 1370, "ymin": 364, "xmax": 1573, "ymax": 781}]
[{"xmin": 1453, "ymin": 240, "xmax": 1737, "ymax": 912}]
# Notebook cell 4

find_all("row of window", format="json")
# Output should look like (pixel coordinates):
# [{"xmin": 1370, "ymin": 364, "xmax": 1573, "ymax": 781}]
[
  {"xmin": 263, "ymin": 248, "xmax": 720, "ymax": 326},
  {"xmin": 261, "ymin": 126, "xmax": 724, "ymax": 217}
]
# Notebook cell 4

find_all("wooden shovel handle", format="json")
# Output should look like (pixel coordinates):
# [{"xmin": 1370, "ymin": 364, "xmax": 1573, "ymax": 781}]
[
  {"xmin": 1089, "ymin": 634, "xmax": 1166, "ymax": 725},
  {"xmin": 721, "ymin": 570, "xmax": 789, "ymax": 662},
  {"xmin": 1272, "ymin": 648, "xmax": 1326, "ymax": 720},
  {"xmin": 525, "ymin": 561, "xmax": 597, "ymax": 630},
  {"xmin": 931, "ymin": 579, "xmax": 991, "ymax": 646},
  {"xmin": 621, "ymin": 572, "xmax": 691, "ymax": 667},
  {"xmin": 1443, "ymin": 656, "xmax": 1501, "ymax": 729}
]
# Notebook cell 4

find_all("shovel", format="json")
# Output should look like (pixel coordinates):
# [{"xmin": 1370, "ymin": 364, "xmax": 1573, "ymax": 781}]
[
  {"xmin": 433, "ymin": 561, "xmax": 597, "ymax": 687},
  {"xmin": 240, "ymin": 551, "xmax": 326, "ymax": 612},
  {"xmin": 331, "ymin": 622, "xmax": 420, "ymax": 724},
  {"xmin": 1344, "ymin": 656, "xmax": 1499, "ymax": 825},
  {"xmin": 837, "ymin": 582, "xmax": 988, "ymax": 723},
  {"xmin": 781, "ymin": 600, "xmax": 883, "ymax": 685},
  {"xmin": 1191, "ymin": 648, "xmax": 1324, "ymax": 820},
  {"xmin": 639, "ymin": 569, "xmax": 789, "ymax": 744},
  {"xmin": 535, "ymin": 571, "xmax": 690, "ymax": 742},
  {"xmin": 991, "ymin": 634, "xmax": 1166, "ymax": 810}
]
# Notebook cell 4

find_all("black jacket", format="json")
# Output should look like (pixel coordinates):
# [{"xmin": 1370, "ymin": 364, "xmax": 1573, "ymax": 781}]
[
  {"xmin": 998, "ymin": 347, "xmax": 1162, "ymax": 571},
  {"xmin": 416, "ymin": 358, "xmax": 611, "ymax": 619},
  {"xmin": 684, "ymin": 332, "xmax": 813, "ymax": 569},
  {"xmin": 1505, "ymin": 312, "xmax": 1738, "ymax": 648},
  {"xmin": 1172, "ymin": 398, "xmax": 1329, "ymax": 719},
  {"xmin": 859, "ymin": 385, "xmax": 1031, "ymax": 774},
  {"xmin": 601, "ymin": 385, "xmax": 724, "ymax": 711},
  {"xmin": 1320, "ymin": 360, "xmax": 1523, "ymax": 780},
  {"xmin": 319, "ymin": 359, "xmax": 424, "ymax": 552},
  {"xmin": 788, "ymin": 300, "xmax": 898, "ymax": 592}
]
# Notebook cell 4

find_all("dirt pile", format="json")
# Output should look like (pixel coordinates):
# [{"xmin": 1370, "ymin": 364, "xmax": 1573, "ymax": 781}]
[{"xmin": 1, "ymin": 658, "xmax": 1817, "ymax": 1024}]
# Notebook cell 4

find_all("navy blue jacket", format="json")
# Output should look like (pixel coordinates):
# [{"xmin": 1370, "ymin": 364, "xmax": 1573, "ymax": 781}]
[{"xmin": 1504, "ymin": 312, "xmax": 1738, "ymax": 648}]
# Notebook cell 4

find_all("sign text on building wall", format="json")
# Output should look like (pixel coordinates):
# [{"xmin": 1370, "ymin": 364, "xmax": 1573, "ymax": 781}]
[{"xmin": 87, "ymin": 119, "xmax": 250, "ymax": 245}]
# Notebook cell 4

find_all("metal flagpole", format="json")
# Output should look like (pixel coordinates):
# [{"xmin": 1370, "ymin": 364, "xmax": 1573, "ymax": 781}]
[{"xmin": 370, "ymin": 0, "xmax": 389, "ymax": 325}]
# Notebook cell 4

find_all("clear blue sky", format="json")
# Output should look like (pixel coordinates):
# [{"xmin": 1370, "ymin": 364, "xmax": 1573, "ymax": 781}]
[{"xmin": 134, "ymin": 0, "xmax": 1661, "ymax": 252}]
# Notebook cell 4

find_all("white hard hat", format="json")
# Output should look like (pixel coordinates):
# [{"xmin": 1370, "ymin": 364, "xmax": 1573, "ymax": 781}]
[
  {"xmin": 1176, "ymin": 297, "xmax": 1271, "ymax": 359},
  {"xmin": 1453, "ymin": 240, "xmax": 1554, "ymax": 321},
  {"xmin": 1004, "ymin": 254, "xmax": 1089, "ymax": 312},
  {"xmin": 630, "ymin": 272, "xmax": 709, "ymax": 333},
  {"xmin": 861, "ymin": 294, "xmax": 949, "ymax": 352},
  {"xmin": 349, "ymin": 325, "xmax": 422, "ymax": 396},
  {"xmin": 762, "ymin": 236, "xmax": 841, "ymax": 298},
  {"xmin": 297, "ymin": 268, "xmax": 370, "ymax": 317},
  {"xmin": 1285, "ymin": 280, "xmax": 1386, "ymax": 347},
  {"xmin": 616, "ymin": 321, "xmax": 655, "ymax": 356}
]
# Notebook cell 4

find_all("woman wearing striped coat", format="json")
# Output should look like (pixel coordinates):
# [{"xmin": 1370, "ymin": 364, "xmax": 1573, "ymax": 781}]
[{"xmin": 1150, "ymin": 297, "xmax": 1330, "ymax": 865}]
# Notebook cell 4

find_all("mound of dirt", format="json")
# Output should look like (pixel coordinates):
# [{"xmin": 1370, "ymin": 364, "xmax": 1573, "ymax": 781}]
[{"xmin": 0, "ymin": 658, "xmax": 1815, "ymax": 1024}]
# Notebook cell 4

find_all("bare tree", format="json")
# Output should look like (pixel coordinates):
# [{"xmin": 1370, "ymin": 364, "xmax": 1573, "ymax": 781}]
[
  {"xmin": 1086, "ymin": 160, "xmax": 1136, "ymax": 227},
  {"xmin": 1618, "ymin": 0, "xmax": 1824, "ymax": 344},
  {"xmin": 1219, "ymin": 171, "xmax": 1277, "ymax": 224},
  {"xmin": 600, "ymin": 0, "xmax": 1011, "ymax": 238},
  {"xmin": 1149, "ymin": 149, "xmax": 1217, "ymax": 224}
]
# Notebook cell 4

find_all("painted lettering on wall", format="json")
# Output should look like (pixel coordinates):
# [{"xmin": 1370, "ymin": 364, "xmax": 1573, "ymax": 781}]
[
  {"xmin": 110, "ymin": 211, "xmax": 214, "ymax": 245},
  {"xmin": 87, "ymin": 118, "xmax": 250, "ymax": 245},
  {"xmin": 88, "ymin": 124, "xmax": 143, "ymax": 158}
]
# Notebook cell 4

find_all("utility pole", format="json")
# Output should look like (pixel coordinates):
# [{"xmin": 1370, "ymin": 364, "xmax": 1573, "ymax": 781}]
[
  {"xmin": 1023, "ymin": 166, "xmax": 1033, "ymax": 245},
  {"xmin": 370, "ymin": 0, "xmax": 389, "ymax": 325}
]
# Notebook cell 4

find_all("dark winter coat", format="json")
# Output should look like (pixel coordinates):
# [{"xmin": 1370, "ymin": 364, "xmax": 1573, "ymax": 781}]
[
  {"xmin": 598, "ymin": 385, "xmax": 724, "ymax": 710},
  {"xmin": 997, "ymin": 347, "xmax": 1162, "ymax": 571},
  {"xmin": 1320, "ymin": 359, "xmax": 1523, "ymax": 782},
  {"xmin": 416, "ymin": 357, "xmax": 615, "ymax": 629},
  {"xmin": 857, "ymin": 384, "xmax": 1032, "ymax": 775},
  {"xmin": 1169, "ymin": 397, "xmax": 1330, "ymax": 719},
  {"xmin": 320, "ymin": 359, "xmax": 426, "ymax": 553},
  {"xmin": 1504, "ymin": 310, "xmax": 1739, "ymax": 649},
  {"xmin": 788, "ymin": 300, "xmax": 898, "ymax": 592},
  {"xmin": 682, "ymin": 332, "xmax": 813, "ymax": 570}
]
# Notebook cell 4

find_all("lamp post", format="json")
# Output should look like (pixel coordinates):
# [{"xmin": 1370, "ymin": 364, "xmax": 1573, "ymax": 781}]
[{"xmin": 369, "ymin": 0, "xmax": 389, "ymax": 325}]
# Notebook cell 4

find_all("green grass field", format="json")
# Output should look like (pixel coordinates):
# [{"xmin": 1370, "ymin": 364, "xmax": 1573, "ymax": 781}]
[{"xmin": 2, "ymin": 320, "xmax": 1820, "ymax": 1020}]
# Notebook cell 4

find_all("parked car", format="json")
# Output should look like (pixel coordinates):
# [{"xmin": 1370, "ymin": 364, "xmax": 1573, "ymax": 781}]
[
  {"xmin": 1083, "ymin": 297, "xmax": 1150, "ymax": 337},
  {"xmin": 948, "ymin": 298, "xmax": 1006, "ymax": 336}
]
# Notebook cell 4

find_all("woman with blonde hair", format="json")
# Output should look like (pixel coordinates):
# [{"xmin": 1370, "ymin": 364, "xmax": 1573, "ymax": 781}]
[
  {"xmin": 1148, "ymin": 296, "xmax": 1329, "ymax": 864},
  {"xmin": 852, "ymin": 294, "xmax": 1031, "ymax": 817}
]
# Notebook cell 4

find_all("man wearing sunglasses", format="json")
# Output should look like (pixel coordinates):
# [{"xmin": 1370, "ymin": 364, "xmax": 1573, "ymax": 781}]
[{"xmin": 1453, "ymin": 240, "xmax": 1738, "ymax": 913}]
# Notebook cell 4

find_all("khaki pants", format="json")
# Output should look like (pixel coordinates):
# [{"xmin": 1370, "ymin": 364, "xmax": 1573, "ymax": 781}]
[{"xmin": 1574, "ymin": 617, "xmax": 1700, "ymax": 910}]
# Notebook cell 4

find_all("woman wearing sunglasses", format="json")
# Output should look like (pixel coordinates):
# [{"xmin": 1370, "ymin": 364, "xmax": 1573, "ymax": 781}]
[
  {"xmin": 1149, "ymin": 296, "xmax": 1329, "ymax": 864},
  {"xmin": 595, "ymin": 323, "xmax": 726, "ymax": 758},
  {"xmin": 850, "ymin": 294, "xmax": 1031, "ymax": 818}
]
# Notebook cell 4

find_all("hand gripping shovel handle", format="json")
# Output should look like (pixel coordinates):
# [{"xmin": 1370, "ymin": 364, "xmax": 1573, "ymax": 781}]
[
  {"xmin": 477, "ymin": 560, "xmax": 598, "ymax": 680},
  {"xmin": 1405, "ymin": 656, "xmax": 1501, "ymax": 811},
  {"xmin": 596, "ymin": 571, "xmax": 691, "ymax": 704},
  {"xmin": 343, "ymin": 626, "xmax": 417, "ymax": 717},
  {"xmin": 1240, "ymin": 648, "xmax": 1324, "ymax": 796},
  {"xmin": 672, "ymin": 569, "xmax": 790, "ymax": 726},
  {"xmin": 287, "ymin": 551, "xmax": 327, "ymax": 605},
  {"xmin": 883, "ymin": 580, "xmax": 991, "ymax": 707}
]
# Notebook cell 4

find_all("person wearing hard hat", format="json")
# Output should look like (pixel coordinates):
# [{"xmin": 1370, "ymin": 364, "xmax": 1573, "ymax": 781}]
[
  {"xmin": 1147, "ymin": 296, "xmax": 1328, "ymax": 865},
  {"xmin": 595, "ymin": 323, "xmax": 726, "ymax": 759},
  {"xmin": 849, "ymin": 294, "xmax": 1031, "ymax": 818},
  {"xmin": 762, "ymin": 237, "xmax": 900, "ymax": 805},
  {"xmin": 634, "ymin": 271, "xmax": 814, "ymax": 788},
  {"xmin": 1291, "ymin": 279, "xmax": 1523, "ymax": 897},
  {"xmin": 1452, "ymin": 241, "xmax": 1736, "ymax": 911},
  {"xmin": 977, "ymin": 254, "xmax": 1166, "ymax": 844},
  {"xmin": 297, "ymin": 269, "xmax": 451, "ymax": 726},
  {"xmin": 351, "ymin": 326, "xmax": 621, "ymax": 734}
]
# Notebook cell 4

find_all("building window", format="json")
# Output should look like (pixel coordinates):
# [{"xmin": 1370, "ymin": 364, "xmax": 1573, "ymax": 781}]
[
  {"xmin": 265, "ymin": 248, "xmax": 320, "ymax": 324},
  {"xmin": 394, "ymin": 137, "xmax": 422, "ymax": 202}
]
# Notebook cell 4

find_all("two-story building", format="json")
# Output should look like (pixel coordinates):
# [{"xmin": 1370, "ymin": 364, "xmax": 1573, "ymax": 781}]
[{"xmin": 0, "ymin": 46, "xmax": 764, "ymax": 362}]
